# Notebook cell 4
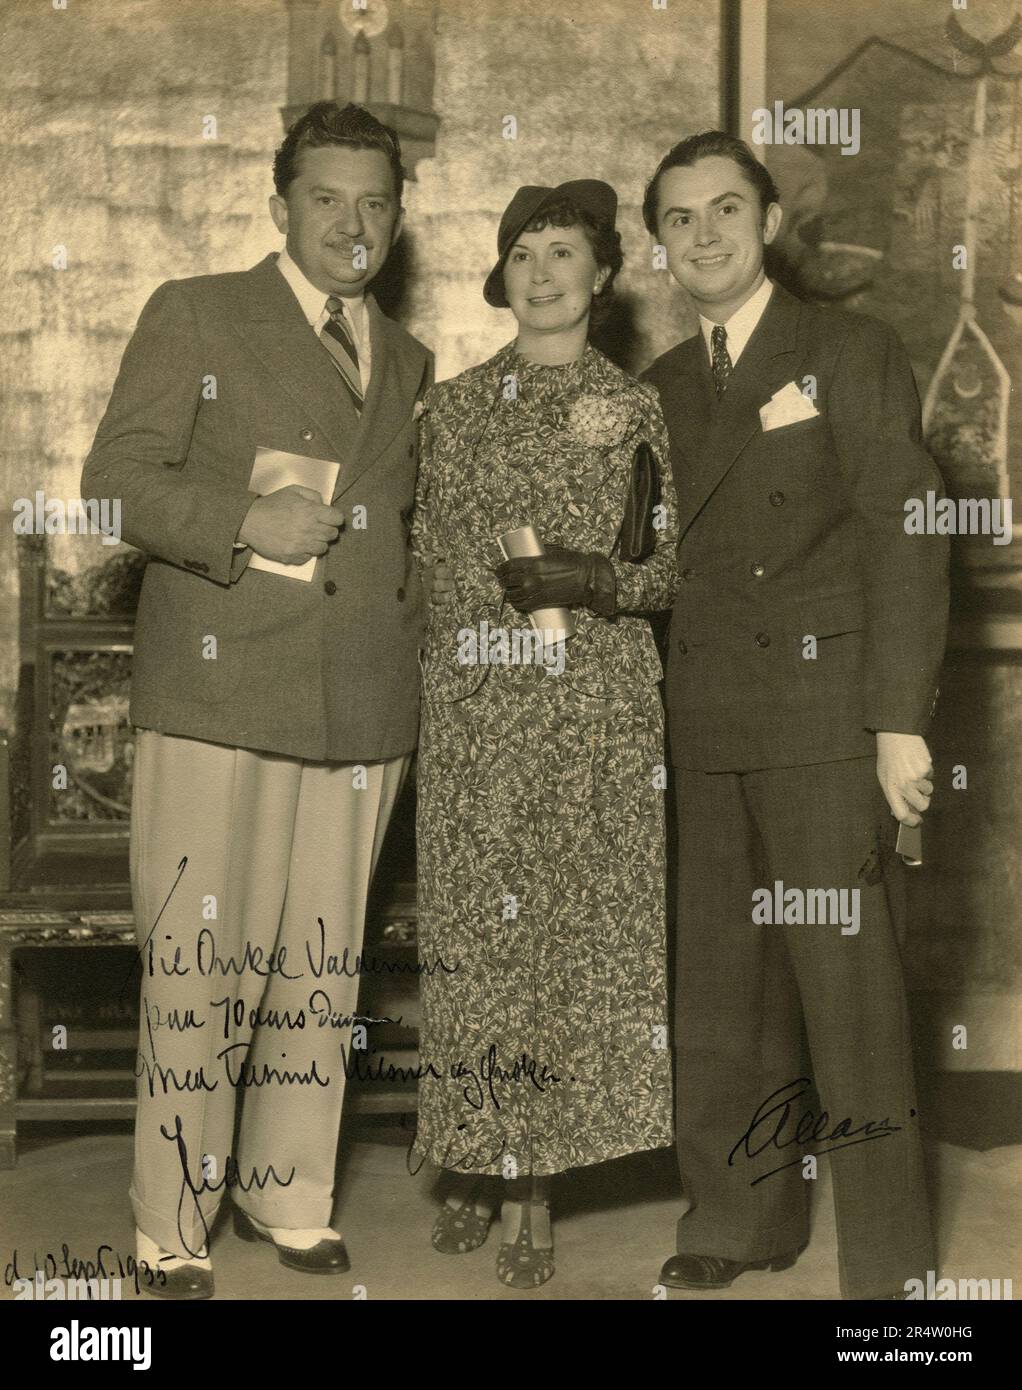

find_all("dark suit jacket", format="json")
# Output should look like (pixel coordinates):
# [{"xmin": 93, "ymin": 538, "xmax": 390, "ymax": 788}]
[
  {"xmin": 642, "ymin": 283, "xmax": 949, "ymax": 772},
  {"xmin": 82, "ymin": 253, "xmax": 433, "ymax": 762}
]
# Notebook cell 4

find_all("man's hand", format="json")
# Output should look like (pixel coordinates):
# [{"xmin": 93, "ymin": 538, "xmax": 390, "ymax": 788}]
[
  {"xmin": 421, "ymin": 555, "xmax": 456, "ymax": 607},
  {"xmin": 237, "ymin": 485, "xmax": 346, "ymax": 565},
  {"xmin": 876, "ymin": 731, "xmax": 934, "ymax": 826},
  {"xmin": 495, "ymin": 546, "xmax": 616, "ymax": 618}
]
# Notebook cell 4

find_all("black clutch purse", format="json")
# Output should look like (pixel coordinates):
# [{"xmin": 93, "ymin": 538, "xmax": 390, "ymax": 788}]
[{"xmin": 617, "ymin": 440, "xmax": 662, "ymax": 563}]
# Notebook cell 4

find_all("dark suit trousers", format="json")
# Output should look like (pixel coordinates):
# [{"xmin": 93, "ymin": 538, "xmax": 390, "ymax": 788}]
[{"xmin": 673, "ymin": 756, "xmax": 934, "ymax": 1299}]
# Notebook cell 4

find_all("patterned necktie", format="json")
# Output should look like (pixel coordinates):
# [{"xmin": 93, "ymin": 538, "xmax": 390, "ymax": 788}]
[
  {"xmin": 321, "ymin": 296, "xmax": 364, "ymax": 414},
  {"xmin": 711, "ymin": 323, "xmax": 733, "ymax": 398}
]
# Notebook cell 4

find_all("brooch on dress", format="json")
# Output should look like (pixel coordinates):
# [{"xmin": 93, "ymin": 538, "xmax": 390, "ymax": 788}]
[{"xmin": 566, "ymin": 394, "xmax": 636, "ymax": 449}]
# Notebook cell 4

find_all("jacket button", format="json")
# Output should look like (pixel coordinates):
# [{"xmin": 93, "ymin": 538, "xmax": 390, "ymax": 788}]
[
  {"xmin": 301, "ymin": 428, "xmax": 314, "ymax": 441},
  {"xmin": 769, "ymin": 491, "xmax": 785, "ymax": 506},
  {"xmin": 681, "ymin": 567, "xmax": 696, "ymax": 581},
  {"xmin": 396, "ymin": 586, "xmax": 406, "ymax": 602},
  {"xmin": 755, "ymin": 632, "xmax": 770, "ymax": 647},
  {"xmin": 750, "ymin": 562, "xmax": 765, "ymax": 577},
  {"xmin": 324, "ymin": 580, "xmax": 337, "ymax": 595},
  {"xmin": 407, "ymin": 443, "xmax": 414, "ymax": 458},
  {"xmin": 676, "ymin": 638, "xmax": 688, "ymax": 655}
]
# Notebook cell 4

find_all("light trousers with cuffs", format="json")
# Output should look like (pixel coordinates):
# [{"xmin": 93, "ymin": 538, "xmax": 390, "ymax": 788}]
[{"xmin": 128, "ymin": 728, "xmax": 408, "ymax": 1259}]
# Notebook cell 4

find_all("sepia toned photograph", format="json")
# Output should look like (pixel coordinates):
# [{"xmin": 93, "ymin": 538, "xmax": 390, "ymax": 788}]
[{"xmin": 0, "ymin": 0, "xmax": 1018, "ymax": 1351}]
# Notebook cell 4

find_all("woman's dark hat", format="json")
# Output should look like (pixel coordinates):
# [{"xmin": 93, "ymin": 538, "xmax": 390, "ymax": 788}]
[{"xmin": 483, "ymin": 179, "xmax": 618, "ymax": 308}]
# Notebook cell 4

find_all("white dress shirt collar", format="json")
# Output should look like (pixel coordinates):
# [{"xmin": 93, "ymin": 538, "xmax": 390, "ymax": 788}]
[
  {"xmin": 699, "ymin": 276, "xmax": 775, "ymax": 368},
  {"xmin": 275, "ymin": 247, "xmax": 370, "ymax": 379},
  {"xmin": 276, "ymin": 247, "xmax": 366, "ymax": 336}
]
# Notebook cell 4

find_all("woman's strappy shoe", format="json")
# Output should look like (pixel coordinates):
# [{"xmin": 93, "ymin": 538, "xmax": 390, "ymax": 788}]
[
  {"xmin": 431, "ymin": 1191, "xmax": 494, "ymax": 1254},
  {"xmin": 496, "ymin": 1200, "xmax": 555, "ymax": 1289}
]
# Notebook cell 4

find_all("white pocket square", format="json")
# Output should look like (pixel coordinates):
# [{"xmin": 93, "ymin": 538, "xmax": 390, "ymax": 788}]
[{"xmin": 760, "ymin": 381, "xmax": 819, "ymax": 431}]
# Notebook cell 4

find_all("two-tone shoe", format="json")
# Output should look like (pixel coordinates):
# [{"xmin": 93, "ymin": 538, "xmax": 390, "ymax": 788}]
[{"xmin": 233, "ymin": 1208, "xmax": 350, "ymax": 1274}]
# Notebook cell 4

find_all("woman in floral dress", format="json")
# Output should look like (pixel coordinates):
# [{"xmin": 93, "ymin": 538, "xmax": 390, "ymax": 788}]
[{"xmin": 411, "ymin": 180, "xmax": 678, "ymax": 1289}]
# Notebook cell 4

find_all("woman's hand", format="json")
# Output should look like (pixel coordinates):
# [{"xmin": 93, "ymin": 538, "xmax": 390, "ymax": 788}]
[{"xmin": 495, "ymin": 546, "xmax": 616, "ymax": 618}]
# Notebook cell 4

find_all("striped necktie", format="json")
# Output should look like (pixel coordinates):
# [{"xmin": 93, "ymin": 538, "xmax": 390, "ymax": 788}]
[
  {"xmin": 321, "ymin": 296, "xmax": 364, "ymax": 414},
  {"xmin": 711, "ymin": 323, "xmax": 733, "ymax": 397}
]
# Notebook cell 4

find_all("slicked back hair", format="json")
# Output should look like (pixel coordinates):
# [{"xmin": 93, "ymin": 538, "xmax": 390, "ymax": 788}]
[
  {"xmin": 274, "ymin": 100, "xmax": 405, "ymax": 204},
  {"xmin": 642, "ymin": 131, "xmax": 779, "ymax": 234}
]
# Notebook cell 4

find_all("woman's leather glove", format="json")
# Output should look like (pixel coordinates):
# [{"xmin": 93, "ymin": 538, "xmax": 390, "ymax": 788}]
[{"xmin": 495, "ymin": 546, "xmax": 617, "ymax": 618}]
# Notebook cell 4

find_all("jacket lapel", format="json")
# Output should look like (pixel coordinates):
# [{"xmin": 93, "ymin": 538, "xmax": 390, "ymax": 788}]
[
  {"xmin": 230, "ymin": 254, "xmax": 360, "ymax": 467},
  {"xmin": 677, "ymin": 284, "xmax": 805, "ymax": 536},
  {"xmin": 658, "ymin": 334, "xmax": 715, "ymax": 506}
]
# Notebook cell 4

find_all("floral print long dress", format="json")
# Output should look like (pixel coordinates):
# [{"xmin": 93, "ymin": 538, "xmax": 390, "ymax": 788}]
[{"xmin": 410, "ymin": 342, "xmax": 678, "ymax": 1177}]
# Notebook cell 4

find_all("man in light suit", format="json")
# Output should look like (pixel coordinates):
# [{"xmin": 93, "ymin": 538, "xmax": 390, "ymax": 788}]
[
  {"xmin": 641, "ymin": 132, "xmax": 949, "ymax": 1300},
  {"xmin": 82, "ymin": 102, "xmax": 432, "ymax": 1298}
]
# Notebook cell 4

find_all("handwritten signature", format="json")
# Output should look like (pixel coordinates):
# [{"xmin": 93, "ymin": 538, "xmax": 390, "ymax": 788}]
[
  {"xmin": 3, "ymin": 1244, "xmax": 166, "ymax": 1297},
  {"xmin": 120, "ymin": 857, "xmax": 457, "ymax": 998},
  {"xmin": 728, "ymin": 1077, "xmax": 903, "ymax": 1185},
  {"xmin": 163, "ymin": 1112, "xmax": 295, "ymax": 1259},
  {"xmin": 401, "ymin": 1109, "xmax": 552, "ymax": 1177},
  {"xmin": 342, "ymin": 1042, "xmax": 562, "ymax": 1115}
]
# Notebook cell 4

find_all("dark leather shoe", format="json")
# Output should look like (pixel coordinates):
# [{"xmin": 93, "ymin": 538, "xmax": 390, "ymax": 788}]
[
  {"xmin": 233, "ymin": 1208, "xmax": 350, "ymax": 1274},
  {"xmin": 660, "ymin": 1248, "xmax": 801, "ymax": 1290},
  {"xmin": 143, "ymin": 1263, "xmax": 214, "ymax": 1300}
]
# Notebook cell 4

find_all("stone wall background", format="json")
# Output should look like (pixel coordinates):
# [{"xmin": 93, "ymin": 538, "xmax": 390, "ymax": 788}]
[
  {"xmin": 410, "ymin": 0, "xmax": 720, "ymax": 380},
  {"xmin": 0, "ymin": 0, "xmax": 718, "ymax": 729},
  {"xmin": 0, "ymin": 0, "xmax": 288, "ymax": 728}
]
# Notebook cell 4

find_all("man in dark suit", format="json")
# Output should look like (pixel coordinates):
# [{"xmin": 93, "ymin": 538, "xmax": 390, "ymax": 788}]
[
  {"xmin": 641, "ymin": 132, "xmax": 948, "ymax": 1300},
  {"xmin": 82, "ymin": 102, "xmax": 432, "ymax": 1298}
]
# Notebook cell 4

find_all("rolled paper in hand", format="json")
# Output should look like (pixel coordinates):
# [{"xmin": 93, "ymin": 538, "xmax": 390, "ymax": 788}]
[{"xmin": 497, "ymin": 525, "xmax": 575, "ymax": 645}]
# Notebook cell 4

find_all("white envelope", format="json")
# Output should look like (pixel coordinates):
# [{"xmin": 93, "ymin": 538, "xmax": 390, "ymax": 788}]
[
  {"xmin": 246, "ymin": 446, "xmax": 341, "ymax": 582},
  {"xmin": 760, "ymin": 380, "xmax": 820, "ymax": 431}
]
